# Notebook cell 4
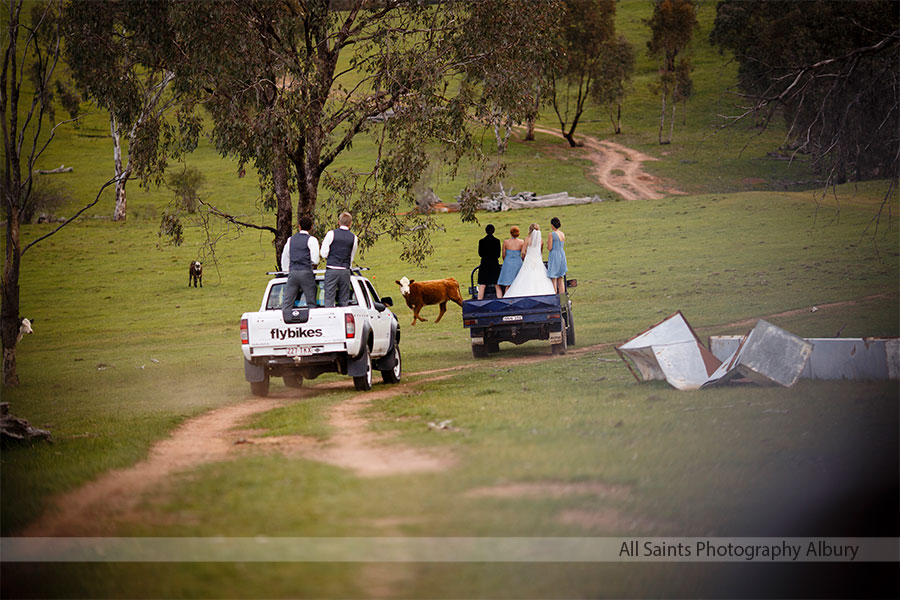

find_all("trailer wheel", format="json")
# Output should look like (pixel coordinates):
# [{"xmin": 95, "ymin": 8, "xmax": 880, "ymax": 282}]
[
  {"xmin": 551, "ymin": 327, "xmax": 568, "ymax": 356},
  {"xmin": 250, "ymin": 374, "xmax": 270, "ymax": 397},
  {"xmin": 487, "ymin": 340, "xmax": 501, "ymax": 353},
  {"xmin": 472, "ymin": 343, "xmax": 489, "ymax": 358},
  {"xmin": 565, "ymin": 307, "xmax": 576, "ymax": 347}
]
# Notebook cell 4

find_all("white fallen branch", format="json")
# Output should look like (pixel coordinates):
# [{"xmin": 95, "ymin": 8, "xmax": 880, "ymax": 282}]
[{"xmin": 34, "ymin": 164, "xmax": 73, "ymax": 174}]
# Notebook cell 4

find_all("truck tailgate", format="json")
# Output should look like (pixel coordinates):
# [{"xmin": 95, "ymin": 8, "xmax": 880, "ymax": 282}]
[
  {"xmin": 462, "ymin": 294, "xmax": 562, "ymax": 327},
  {"xmin": 245, "ymin": 309, "xmax": 347, "ymax": 354}
]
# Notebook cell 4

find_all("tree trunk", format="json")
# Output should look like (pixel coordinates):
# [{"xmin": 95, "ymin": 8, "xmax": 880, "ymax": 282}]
[
  {"xmin": 658, "ymin": 87, "xmax": 667, "ymax": 145},
  {"xmin": 112, "ymin": 180, "xmax": 127, "ymax": 222},
  {"xmin": 110, "ymin": 114, "xmax": 128, "ymax": 222},
  {"xmin": 668, "ymin": 94, "xmax": 677, "ymax": 144},
  {"xmin": 2, "ymin": 204, "xmax": 22, "ymax": 386},
  {"xmin": 492, "ymin": 121, "xmax": 505, "ymax": 154},
  {"xmin": 292, "ymin": 131, "xmax": 323, "ymax": 226},
  {"xmin": 609, "ymin": 103, "xmax": 623, "ymax": 135},
  {"xmin": 525, "ymin": 116, "xmax": 535, "ymax": 141},
  {"xmin": 272, "ymin": 156, "xmax": 293, "ymax": 268}
]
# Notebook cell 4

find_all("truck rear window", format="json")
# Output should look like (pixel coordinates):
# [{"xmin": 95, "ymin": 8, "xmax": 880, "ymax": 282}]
[{"xmin": 265, "ymin": 281, "xmax": 358, "ymax": 310}]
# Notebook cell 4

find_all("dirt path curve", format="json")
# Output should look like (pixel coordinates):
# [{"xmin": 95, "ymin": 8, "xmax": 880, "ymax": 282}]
[
  {"xmin": 19, "ymin": 292, "xmax": 892, "ymax": 537},
  {"xmin": 527, "ymin": 125, "xmax": 685, "ymax": 201},
  {"xmin": 20, "ymin": 376, "xmax": 454, "ymax": 537},
  {"xmin": 20, "ymin": 397, "xmax": 286, "ymax": 536}
]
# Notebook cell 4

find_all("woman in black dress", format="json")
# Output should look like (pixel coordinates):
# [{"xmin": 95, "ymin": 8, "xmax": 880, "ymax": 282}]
[{"xmin": 477, "ymin": 224, "xmax": 501, "ymax": 299}]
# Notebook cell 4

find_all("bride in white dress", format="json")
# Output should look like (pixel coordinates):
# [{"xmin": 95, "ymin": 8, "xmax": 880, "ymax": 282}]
[{"xmin": 503, "ymin": 224, "xmax": 557, "ymax": 297}]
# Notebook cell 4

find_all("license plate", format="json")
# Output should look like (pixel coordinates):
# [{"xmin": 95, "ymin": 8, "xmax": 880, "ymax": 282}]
[
  {"xmin": 502, "ymin": 315, "xmax": 523, "ymax": 322},
  {"xmin": 285, "ymin": 346, "xmax": 314, "ymax": 357}
]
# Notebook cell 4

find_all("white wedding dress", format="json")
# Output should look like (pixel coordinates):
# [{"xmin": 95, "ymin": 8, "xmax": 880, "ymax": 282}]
[{"xmin": 503, "ymin": 230, "xmax": 556, "ymax": 297}]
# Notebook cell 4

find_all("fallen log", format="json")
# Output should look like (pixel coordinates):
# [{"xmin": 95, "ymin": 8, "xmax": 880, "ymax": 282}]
[
  {"xmin": 1, "ymin": 402, "xmax": 52, "ymax": 444},
  {"xmin": 34, "ymin": 165, "xmax": 73, "ymax": 174}
]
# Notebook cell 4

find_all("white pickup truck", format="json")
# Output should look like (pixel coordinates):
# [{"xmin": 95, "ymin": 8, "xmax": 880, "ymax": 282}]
[{"xmin": 240, "ymin": 269, "xmax": 401, "ymax": 396}]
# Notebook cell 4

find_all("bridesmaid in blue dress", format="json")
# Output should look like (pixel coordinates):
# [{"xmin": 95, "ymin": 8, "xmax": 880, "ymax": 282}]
[
  {"xmin": 546, "ymin": 217, "xmax": 568, "ymax": 294},
  {"xmin": 496, "ymin": 225, "xmax": 525, "ymax": 298}
]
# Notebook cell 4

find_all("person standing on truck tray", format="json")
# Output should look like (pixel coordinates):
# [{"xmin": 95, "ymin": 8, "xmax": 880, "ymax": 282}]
[
  {"xmin": 280, "ymin": 215, "xmax": 321, "ymax": 314},
  {"xmin": 477, "ymin": 224, "xmax": 501, "ymax": 299},
  {"xmin": 547, "ymin": 217, "xmax": 568, "ymax": 295},
  {"xmin": 320, "ymin": 211, "xmax": 359, "ymax": 307},
  {"xmin": 496, "ymin": 225, "xmax": 525, "ymax": 298}
]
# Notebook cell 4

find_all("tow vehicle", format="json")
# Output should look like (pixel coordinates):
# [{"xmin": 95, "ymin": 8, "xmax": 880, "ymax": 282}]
[{"xmin": 240, "ymin": 269, "xmax": 401, "ymax": 395}]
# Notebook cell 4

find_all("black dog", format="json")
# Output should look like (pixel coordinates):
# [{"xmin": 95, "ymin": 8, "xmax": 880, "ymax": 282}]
[{"xmin": 189, "ymin": 261, "xmax": 203, "ymax": 287}]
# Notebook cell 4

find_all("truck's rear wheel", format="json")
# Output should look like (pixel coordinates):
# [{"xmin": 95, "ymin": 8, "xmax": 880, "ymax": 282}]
[
  {"xmin": 283, "ymin": 373, "xmax": 303, "ymax": 388},
  {"xmin": 565, "ymin": 307, "xmax": 575, "ymax": 347},
  {"xmin": 472, "ymin": 343, "xmax": 488, "ymax": 358},
  {"xmin": 551, "ymin": 327, "xmax": 568, "ymax": 355},
  {"xmin": 250, "ymin": 374, "xmax": 270, "ymax": 397},
  {"xmin": 381, "ymin": 345, "xmax": 402, "ymax": 384},
  {"xmin": 353, "ymin": 350, "xmax": 373, "ymax": 391}
]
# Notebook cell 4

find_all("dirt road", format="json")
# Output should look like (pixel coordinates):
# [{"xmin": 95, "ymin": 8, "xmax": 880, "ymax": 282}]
[{"xmin": 528, "ymin": 126, "xmax": 685, "ymax": 201}]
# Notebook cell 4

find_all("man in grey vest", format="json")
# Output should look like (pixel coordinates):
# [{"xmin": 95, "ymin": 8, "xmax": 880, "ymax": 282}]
[
  {"xmin": 280, "ymin": 215, "xmax": 320, "ymax": 316},
  {"xmin": 320, "ymin": 211, "xmax": 358, "ymax": 307}
]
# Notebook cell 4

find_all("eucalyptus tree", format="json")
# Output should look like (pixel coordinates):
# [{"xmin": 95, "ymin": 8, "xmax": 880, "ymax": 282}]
[
  {"xmin": 459, "ymin": 0, "xmax": 564, "ymax": 154},
  {"xmin": 591, "ymin": 34, "xmax": 636, "ymax": 135},
  {"xmin": 710, "ymin": 0, "xmax": 899, "ymax": 186},
  {"xmin": 546, "ymin": 0, "xmax": 617, "ymax": 147},
  {"xmin": 1, "ymin": 0, "xmax": 110, "ymax": 385},
  {"xmin": 62, "ymin": 0, "xmax": 192, "ymax": 222},
  {"xmin": 169, "ymin": 0, "xmax": 552, "ymax": 265},
  {"xmin": 646, "ymin": 0, "xmax": 698, "ymax": 145}
]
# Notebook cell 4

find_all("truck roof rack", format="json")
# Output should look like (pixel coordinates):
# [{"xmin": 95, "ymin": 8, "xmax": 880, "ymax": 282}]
[{"xmin": 266, "ymin": 267, "xmax": 370, "ymax": 276}]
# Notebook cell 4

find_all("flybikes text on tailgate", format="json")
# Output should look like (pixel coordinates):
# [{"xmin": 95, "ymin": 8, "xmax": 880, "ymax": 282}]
[{"xmin": 270, "ymin": 327, "xmax": 324, "ymax": 340}]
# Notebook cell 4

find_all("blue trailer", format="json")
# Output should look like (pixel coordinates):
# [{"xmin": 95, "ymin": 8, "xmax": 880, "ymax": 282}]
[{"xmin": 461, "ymin": 267, "xmax": 576, "ymax": 358}]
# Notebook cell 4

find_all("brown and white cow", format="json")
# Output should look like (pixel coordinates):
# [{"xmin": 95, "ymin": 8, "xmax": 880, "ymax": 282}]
[{"xmin": 394, "ymin": 276, "xmax": 463, "ymax": 326}]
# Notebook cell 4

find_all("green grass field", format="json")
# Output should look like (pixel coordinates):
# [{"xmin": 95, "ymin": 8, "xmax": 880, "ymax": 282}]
[{"xmin": 2, "ymin": 2, "xmax": 899, "ymax": 598}]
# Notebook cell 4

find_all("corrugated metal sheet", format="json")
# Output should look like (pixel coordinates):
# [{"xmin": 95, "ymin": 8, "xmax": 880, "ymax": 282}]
[
  {"xmin": 703, "ymin": 320, "xmax": 812, "ymax": 388},
  {"xmin": 616, "ymin": 312, "xmax": 721, "ymax": 391},
  {"xmin": 710, "ymin": 335, "xmax": 900, "ymax": 381}
]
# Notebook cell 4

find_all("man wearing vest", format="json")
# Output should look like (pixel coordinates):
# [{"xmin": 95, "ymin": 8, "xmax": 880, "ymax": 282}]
[
  {"xmin": 280, "ymin": 215, "xmax": 320, "ymax": 316},
  {"xmin": 320, "ymin": 211, "xmax": 358, "ymax": 307}
]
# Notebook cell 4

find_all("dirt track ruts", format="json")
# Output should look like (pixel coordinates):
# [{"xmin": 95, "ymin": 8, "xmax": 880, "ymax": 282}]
[{"xmin": 526, "ymin": 126, "xmax": 685, "ymax": 200}]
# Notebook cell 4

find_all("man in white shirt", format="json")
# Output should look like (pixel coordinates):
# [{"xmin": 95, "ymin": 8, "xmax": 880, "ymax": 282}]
[
  {"xmin": 319, "ymin": 211, "xmax": 358, "ymax": 307},
  {"xmin": 280, "ymin": 215, "xmax": 320, "ymax": 313}
]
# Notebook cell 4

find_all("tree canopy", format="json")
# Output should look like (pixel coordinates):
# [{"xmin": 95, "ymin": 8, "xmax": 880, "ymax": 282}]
[
  {"xmin": 547, "ymin": 0, "xmax": 618, "ymax": 147},
  {"xmin": 710, "ymin": 0, "xmax": 899, "ymax": 188},
  {"xmin": 163, "ymin": 0, "xmax": 557, "ymax": 265},
  {"xmin": 646, "ymin": 0, "xmax": 697, "ymax": 144}
]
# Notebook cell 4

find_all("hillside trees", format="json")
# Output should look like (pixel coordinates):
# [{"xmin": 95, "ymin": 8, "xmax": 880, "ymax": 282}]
[
  {"xmin": 547, "ymin": 0, "xmax": 617, "ymax": 147},
  {"xmin": 168, "ymin": 0, "xmax": 553, "ymax": 266},
  {"xmin": 646, "ymin": 0, "xmax": 697, "ymax": 145},
  {"xmin": 62, "ymin": 0, "xmax": 193, "ymax": 222},
  {"xmin": 591, "ymin": 34, "xmax": 636, "ymax": 135},
  {"xmin": 710, "ymin": 0, "xmax": 899, "ymax": 196},
  {"xmin": 2, "ymin": 0, "xmax": 110, "ymax": 385},
  {"xmin": 458, "ymin": 0, "xmax": 563, "ymax": 154}
]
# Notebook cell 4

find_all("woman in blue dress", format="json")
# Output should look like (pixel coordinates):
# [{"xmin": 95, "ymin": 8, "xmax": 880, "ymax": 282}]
[
  {"xmin": 546, "ymin": 217, "xmax": 568, "ymax": 294},
  {"xmin": 496, "ymin": 225, "xmax": 525, "ymax": 298}
]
